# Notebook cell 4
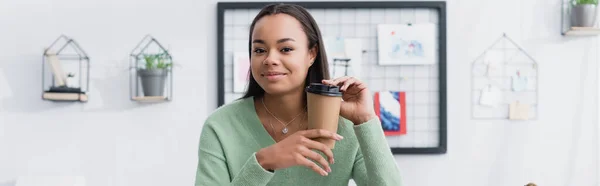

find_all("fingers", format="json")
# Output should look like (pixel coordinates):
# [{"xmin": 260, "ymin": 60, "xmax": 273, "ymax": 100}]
[
  {"xmin": 300, "ymin": 129, "xmax": 343, "ymax": 141},
  {"xmin": 322, "ymin": 76, "xmax": 350, "ymax": 86},
  {"xmin": 292, "ymin": 133, "xmax": 338, "ymax": 176},
  {"xmin": 299, "ymin": 146, "xmax": 331, "ymax": 174},
  {"xmin": 300, "ymin": 137, "xmax": 335, "ymax": 165},
  {"xmin": 322, "ymin": 76, "xmax": 366, "ymax": 92},
  {"xmin": 339, "ymin": 78, "xmax": 357, "ymax": 91},
  {"xmin": 296, "ymin": 154, "xmax": 329, "ymax": 176}
]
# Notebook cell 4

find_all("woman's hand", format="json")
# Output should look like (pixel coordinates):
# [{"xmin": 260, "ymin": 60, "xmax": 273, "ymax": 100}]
[
  {"xmin": 322, "ymin": 77, "xmax": 378, "ymax": 125},
  {"xmin": 256, "ymin": 129, "xmax": 343, "ymax": 176}
]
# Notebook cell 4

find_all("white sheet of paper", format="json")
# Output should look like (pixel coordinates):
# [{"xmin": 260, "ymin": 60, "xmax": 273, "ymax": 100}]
[
  {"xmin": 324, "ymin": 37, "xmax": 363, "ymax": 79},
  {"xmin": 327, "ymin": 37, "xmax": 346, "ymax": 57},
  {"xmin": 479, "ymin": 85, "xmax": 503, "ymax": 107},
  {"xmin": 232, "ymin": 52, "xmax": 250, "ymax": 93},
  {"xmin": 342, "ymin": 39, "xmax": 362, "ymax": 79},
  {"xmin": 509, "ymin": 102, "xmax": 530, "ymax": 120},
  {"xmin": 512, "ymin": 75, "xmax": 528, "ymax": 92}
]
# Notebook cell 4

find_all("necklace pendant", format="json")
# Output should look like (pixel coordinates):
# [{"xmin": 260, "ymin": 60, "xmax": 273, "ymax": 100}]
[{"xmin": 282, "ymin": 127, "xmax": 288, "ymax": 134}]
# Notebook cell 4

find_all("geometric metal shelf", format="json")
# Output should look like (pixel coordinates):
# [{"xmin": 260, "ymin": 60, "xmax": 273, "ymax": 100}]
[
  {"xmin": 470, "ymin": 33, "xmax": 539, "ymax": 120},
  {"xmin": 561, "ymin": 0, "xmax": 600, "ymax": 36},
  {"xmin": 563, "ymin": 27, "xmax": 600, "ymax": 36},
  {"xmin": 132, "ymin": 96, "xmax": 169, "ymax": 102},
  {"xmin": 41, "ymin": 35, "xmax": 90, "ymax": 102},
  {"xmin": 129, "ymin": 35, "xmax": 174, "ymax": 102}
]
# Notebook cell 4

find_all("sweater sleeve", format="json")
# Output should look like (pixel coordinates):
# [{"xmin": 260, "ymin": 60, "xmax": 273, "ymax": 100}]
[
  {"xmin": 351, "ymin": 118, "xmax": 402, "ymax": 186},
  {"xmin": 195, "ymin": 121, "xmax": 275, "ymax": 186}
]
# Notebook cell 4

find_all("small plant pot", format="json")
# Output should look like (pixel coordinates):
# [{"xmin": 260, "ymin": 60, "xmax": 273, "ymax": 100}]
[
  {"xmin": 571, "ymin": 4, "xmax": 598, "ymax": 27},
  {"xmin": 137, "ymin": 68, "xmax": 167, "ymax": 97}
]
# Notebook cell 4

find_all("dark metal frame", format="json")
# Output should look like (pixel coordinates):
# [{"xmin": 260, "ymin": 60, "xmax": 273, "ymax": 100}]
[
  {"xmin": 129, "ymin": 34, "xmax": 174, "ymax": 101},
  {"xmin": 216, "ymin": 1, "xmax": 447, "ymax": 154},
  {"xmin": 42, "ymin": 35, "xmax": 90, "ymax": 101}
]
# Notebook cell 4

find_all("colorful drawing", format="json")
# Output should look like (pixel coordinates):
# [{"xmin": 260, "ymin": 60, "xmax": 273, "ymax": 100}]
[
  {"xmin": 389, "ymin": 38, "xmax": 424, "ymax": 59},
  {"xmin": 233, "ymin": 52, "xmax": 250, "ymax": 93},
  {"xmin": 374, "ymin": 91, "xmax": 407, "ymax": 136},
  {"xmin": 377, "ymin": 23, "xmax": 436, "ymax": 65}
]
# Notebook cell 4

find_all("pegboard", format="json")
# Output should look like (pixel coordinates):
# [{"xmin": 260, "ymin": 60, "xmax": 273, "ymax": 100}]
[
  {"xmin": 217, "ymin": 1, "xmax": 447, "ymax": 154},
  {"xmin": 471, "ymin": 34, "xmax": 538, "ymax": 120}
]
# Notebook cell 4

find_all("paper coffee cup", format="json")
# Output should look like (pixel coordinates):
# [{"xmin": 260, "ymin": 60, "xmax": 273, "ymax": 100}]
[{"xmin": 306, "ymin": 83, "xmax": 343, "ymax": 149}]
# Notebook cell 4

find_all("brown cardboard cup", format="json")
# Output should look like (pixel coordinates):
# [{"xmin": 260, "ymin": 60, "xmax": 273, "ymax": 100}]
[{"xmin": 306, "ymin": 83, "xmax": 343, "ymax": 149}]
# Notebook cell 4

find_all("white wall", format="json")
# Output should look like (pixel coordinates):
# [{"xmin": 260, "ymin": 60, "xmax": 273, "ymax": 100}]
[{"xmin": 0, "ymin": 0, "xmax": 598, "ymax": 186}]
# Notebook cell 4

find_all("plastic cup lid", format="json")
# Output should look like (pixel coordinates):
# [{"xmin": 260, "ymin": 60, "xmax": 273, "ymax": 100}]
[{"xmin": 305, "ymin": 83, "xmax": 342, "ymax": 97}]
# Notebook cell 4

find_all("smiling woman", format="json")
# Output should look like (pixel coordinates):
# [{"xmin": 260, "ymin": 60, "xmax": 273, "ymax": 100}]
[
  {"xmin": 244, "ymin": 7, "xmax": 328, "ymax": 102},
  {"xmin": 195, "ymin": 3, "xmax": 402, "ymax": 186}
]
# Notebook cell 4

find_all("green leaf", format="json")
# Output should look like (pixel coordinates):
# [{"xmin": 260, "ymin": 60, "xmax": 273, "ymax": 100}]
[
  {"xmin": 575, "ymin": 0, "xmax": 598, "ymax": 5},
  {"xmin": 140, "ymin": 52, "xmax": 172, "ymax": 69}
]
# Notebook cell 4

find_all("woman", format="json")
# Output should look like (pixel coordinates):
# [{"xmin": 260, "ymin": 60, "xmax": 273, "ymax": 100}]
[{"xmin": 195, "ymin": 3, "xmax": 402, "ymax": 186}]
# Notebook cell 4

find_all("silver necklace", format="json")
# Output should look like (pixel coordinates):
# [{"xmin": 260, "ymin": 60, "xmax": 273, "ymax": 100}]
[
  {"xmin": 261, "ymin": 97, "xmax": 305, "ymax": 134},
  {"xmin": 267, "ymin": 114, "xmax": 307, "ymax": 141}
]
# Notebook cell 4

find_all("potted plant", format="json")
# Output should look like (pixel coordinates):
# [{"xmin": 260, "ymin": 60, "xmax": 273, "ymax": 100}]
[
  {"xmin": 138, "ymin": 52, "xmax": 172, "ymax": 97},
  {"xmin": 571, "ymin": 0, "xmax": 598, "ymax": 27}
]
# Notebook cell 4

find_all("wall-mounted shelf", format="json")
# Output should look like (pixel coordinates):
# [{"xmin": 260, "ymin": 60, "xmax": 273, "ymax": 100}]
[
  {"xmin": 564, "ymin": 27, "xmax": 600, "ymax": 36},
  {"xmin": 41, "ymin": 35, "xmax": 90, "ymax": 102},
  {"xmin": 129, "ymin": 35, "xmax": 173, "ymax": 102},
  {"xmin": 42, "ymin": 91, "xmax": 88, "ymax": 102},
  {"xmin": 471, "ymin": 34, "xmax": 539, "ymax": 120},
  {"xmin": 132, "ymin": 96, "xmax": 168, "ymax": 102},
  {"xmin": 561, "ymin": 0, "xmax": 600, "ymax": 36}
]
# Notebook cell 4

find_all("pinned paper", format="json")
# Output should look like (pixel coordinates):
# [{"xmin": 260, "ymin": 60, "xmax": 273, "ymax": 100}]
[
  {"xmin": 342, "ymin": 39, "xmax": 363, "ymax": 78},
  {"xmin": 329, "ymin": 36, "xmax": 346, "ymax": 57},
  {"xmin": 479, "ymin": 85, "xmax": 503, "ymax": 107},
  {"xmin": 509, "ymin": 101, "xmax": 530, "ymax": 120},
  {"xmin": 233, "ymin": 52, "xmax": 250, "ymax": 93},
  {"xmin": 324, "ymin": 37, "xmax": 362, "ymax": 79},
  {"xmin": 511, "ymin": 71, "xmax": 528, "ymax": 91}
]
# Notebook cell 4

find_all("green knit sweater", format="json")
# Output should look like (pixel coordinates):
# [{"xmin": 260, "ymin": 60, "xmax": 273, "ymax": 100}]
[{"xmin": 194, "ymin": 96, "xmax": 402, "ymax": 186}]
